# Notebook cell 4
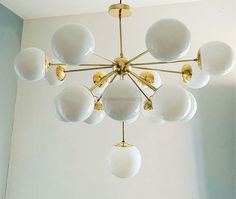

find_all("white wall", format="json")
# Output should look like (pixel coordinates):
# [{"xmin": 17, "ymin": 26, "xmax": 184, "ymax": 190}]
[{"xmin": 6, "ymin": 0, "xmax": 236, "ymax": 199}]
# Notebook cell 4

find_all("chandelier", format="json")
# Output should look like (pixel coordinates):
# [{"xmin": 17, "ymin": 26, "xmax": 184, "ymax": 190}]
[{"xmin": 13, "ymin": 1, "xmax": 234, "ymax": 178}]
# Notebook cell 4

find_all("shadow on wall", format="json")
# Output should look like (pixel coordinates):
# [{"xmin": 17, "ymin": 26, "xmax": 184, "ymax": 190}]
[{"xmin": 192, "ymin": 85, "xmax": 235, "ymax": 199}]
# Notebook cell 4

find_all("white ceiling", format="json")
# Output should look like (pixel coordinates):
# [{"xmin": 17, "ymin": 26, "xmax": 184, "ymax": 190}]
[{"xmin": 0, "ymin": 0, "xmax": 199, "ymax": 19}]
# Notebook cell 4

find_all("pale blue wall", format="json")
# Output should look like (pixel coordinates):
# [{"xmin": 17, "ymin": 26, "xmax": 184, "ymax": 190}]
[{"xmin": 0, "ymin": 4, "xmax": 23, "ymax": 199}]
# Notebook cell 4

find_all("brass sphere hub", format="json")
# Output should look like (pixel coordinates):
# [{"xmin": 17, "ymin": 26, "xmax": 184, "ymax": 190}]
[{"xmin": 113, "ymin": 57, "xmax": 132, "ymax": 75}]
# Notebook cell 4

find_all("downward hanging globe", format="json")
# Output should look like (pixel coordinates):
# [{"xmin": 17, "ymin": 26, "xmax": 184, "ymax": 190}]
[
  {"xmin": 51, "ymin": 24, "xmax": 95, "ymax": 65},
  {"xmin": 102, "ymin": 80, "xmax": 142, "ymax": 121}
]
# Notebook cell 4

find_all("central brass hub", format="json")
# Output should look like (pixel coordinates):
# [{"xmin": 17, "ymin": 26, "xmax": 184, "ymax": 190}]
[{"xmin": 113, "ymin": 57, "xmax": 132, "ymax": 75}]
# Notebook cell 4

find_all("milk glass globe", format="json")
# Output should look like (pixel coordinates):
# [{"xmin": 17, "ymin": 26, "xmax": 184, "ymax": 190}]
[
  {"xmin": 14, "ymin": 47, "xmax": 46, "ymax": 81},
  {"xmin": 54, "ymin": 86, "xmax": 94, "ymax": 122},
  {"xmin": 142, "ymin": 108, "xmax": 165, "ymax": 124},
  {"xmin": 200, "ymin": 41, "xmax": 234, "ymax": 75},
  {"xmin": 146, "ymin": 18, "xmax": 191, "ymax": 61},
  {"xmin": 182, "ymin": 92, "xmax": 197, "ymax": 121},
  {"xmin": 124, "ymin": 113, "xmax": 139, "ymax": 124},
  {"xmin": 45, "ymin": 66, "xmax": 64, "ymax": 86},
  {"xmin": 51, "ymin": 24, "xmax": 95, "ymax": 65},
  {"xmin": 108, "ymin": 144, "xmax": 142, "ymax": 178},
  {"xmin": 54, "ymin": 104, "xmax": 69, "ymax": 122},
  {"xmin": 84, "ymin": 109, "xmax": 106, "ymax": 125},
  {"xmin": 153, "ymin": 85, "xmax": 191, "ymax": 121},
  {"xmin": 103, "ymin": 80, "xmax": 142, "ymax": 121},
  {"xmin": 184, "ymin": 65, "xmax": 210, "ymax": 89}
]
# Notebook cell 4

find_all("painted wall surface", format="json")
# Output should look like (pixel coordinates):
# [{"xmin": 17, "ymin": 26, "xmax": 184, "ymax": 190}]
[
  {"xmin": 6, "ymin": 0, "xmax": 235, "ymax": 199},
  {"xmin": 0, "ymin": 4, "xmax": 23, "ymax": 199}
]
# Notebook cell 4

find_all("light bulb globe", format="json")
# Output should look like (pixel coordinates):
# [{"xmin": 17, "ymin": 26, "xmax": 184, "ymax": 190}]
[
  {"xmin": 108, "ymin": 144, "xmax": 142, "ymax": 178},
  {"xmin": 182, "ymin": 91, "xmax": 197, "ymax": 121},
  {"xmin": 14, "ymin": 47, "xmax": 46, "ymax": 81},
  {"xmin": 51, "ymin": 24, "xmax": 95, "ymax": 65},
  {"xmin": 84, "ymin": 109, "xmax": 106, "ymax": 125},
  {"xmin": 103, "ymin": 80, "xmax": 142, "ymax": 121},
  {"xmin": 146, "ymin": 18, "xmax": 191, "ymax": 61},
  {"xmin": 54, "ymin": 86, "xmax": 94, "ymax": 122},
  {"xmin": 153, "ymin": 85, "xmax": 191, "ymax": 121},
  {"xmin": 45, "ymin": 66, "xmax": 64, "ymax": 86},
  {"xmin": 200, "ymin": 41, "xmax": 234, "ymax": 75}
]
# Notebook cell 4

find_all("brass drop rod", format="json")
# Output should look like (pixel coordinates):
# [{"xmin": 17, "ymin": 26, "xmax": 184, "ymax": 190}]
[{"xmin": 132, "ymin": 66, "xmax": 183, "ymax": 74}]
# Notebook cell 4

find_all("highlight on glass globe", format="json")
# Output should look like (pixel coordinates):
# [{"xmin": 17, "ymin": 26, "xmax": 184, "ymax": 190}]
[{"xmin": 12, "ymin": 0, "xmax": 235, "ymax": 179}]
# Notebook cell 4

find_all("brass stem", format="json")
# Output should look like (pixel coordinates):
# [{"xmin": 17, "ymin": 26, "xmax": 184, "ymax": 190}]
[
  {"xmin": 92, "ymin": 52, "xmax": 116, "ymax": 64},
  {"xmin": 129, "ymin": 71, "xmax": 157, "ymax": 92},
  {"xmin": 49, "ymin": 63, "xmax": 66, "ymax": 66},
  {"xmin": 119, "ymin": 8, "xmax": 124, "ymax": 58},
  {"xmin": 127, "ymin": 74, "xmax": 151, "ymax": 101},
  {"xmin": 80, "ymin": 63, "xmax": 114, "ymax": 67},
  {"xmin": 130, "ymin": 58, "xmax": 198, "ymax": 66},
  {"xmin": 65, "ymin": 66, "xmax": 112, "ymax": 73},
  {"xmin": 132, "ymin": 66, "xmax": 183, "ymax": 74},
  {"xmin": 97, "ymin": 73, "xmax": 118, "ymax": 102},
  {"xmin": 122, "ymin": 121, "xmax": 125, "ymax": 143},
  {"xmin": 89, "ymin": 71, "xmax": 116, "ymax": 91},
  {"xmin": 126, "ymin": 50, "xmax": 149, "ymax": 64}
]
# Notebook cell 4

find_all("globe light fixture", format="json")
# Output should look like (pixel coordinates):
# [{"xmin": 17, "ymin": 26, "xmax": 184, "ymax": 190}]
[{"xmin": 13, "ymin": 0, "xmax": 235, "ymax": 178}]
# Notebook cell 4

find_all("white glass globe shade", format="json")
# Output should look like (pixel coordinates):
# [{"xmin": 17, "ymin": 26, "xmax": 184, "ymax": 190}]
[
  {"xmin": 108, "ymin": 145, "xmax": 142, "ymax": 178},
  {"xmin": 146, "ymin": 18, "xmax": 191, "ymax": 61},
  {"xmin": 14, "ymin": 47, "xmax": 46, "ymax": 81},
  {"xmin": 184, "ymin": 65, "xmax": 210, "ymax": 89},
  {"xmin": 103, "ymin": 80, "xmax": 142, "ymax": 121},
  {"xmin": 200, "ymin": 41, "xmax": 234, "ymax": 75},
  {"xmin": 54, "ymin": 86, "xmax": 94, "ymax": 122},
  {"xmin": 124, "ymin": 113, "xmax": 139, "ymax": 124},
  {"xmin": 54, "ymin": 104, "xmax": 69, "ymax": 122},
  {"xmin": 45, "ymin": 66, "xmax": 64, "ymax": 86},
  {"xmin": 142, "ymin": 108, "xmax": 165, "ymax": 124},
  {"xmin": 182, "ymin": 92, "xmax": 197, "ymax": 121},
  {"xmin": 84, "ymin": 109, "xmax": 105, "ymax": 125},
  {"xmin": 51, "ymin": 24, "xmax": 95, "ymax": 65},
  {"xmin": 153, "ymin": 85, "xmax": 191, "ymax": 121}
]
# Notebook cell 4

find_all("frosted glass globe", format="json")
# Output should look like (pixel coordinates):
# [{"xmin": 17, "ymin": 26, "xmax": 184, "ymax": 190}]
[
  {"xmin": 108, "ymin": 145, "xmax": 142, "ymax": 178},
  {"xmin": 153, "ymin": 85, "xmax": 191, "ymax": 121},
  {"xmin": 182, "ymin": 92, "xmax": 197, "ymax": 121},
  {"xmin": 200, "ymin": 41, "xmax": 234, "ymax": 75},
  {"xmin": 54, "ymin": 104, "xmax": 69, "ymax": 122},
  {"xmin": 146, "ymin": 18, "xmax": 191, "ymax": 61},
  {"xmin": 54, "ymin": 86, "xmax": 94, "ymax": 122},
  {"xmin": 51, "ymin": 24, "xmax": 95, "ymax": 65},
  {"xmin": 124, "ymin": 113, "xmax": 139, "ymax": 124},
  {"xmin": 45, "ymin": 66, "xmax": 64, "ymax": 86},
  {"xmin": 103, "ymin": 80, "xmax": 142, "ymax": 121},
  {"xmin": 14, "ymin": 47, "xmax": 46, "ymax": 81},
  {"xmin": 184, "ymin": 65, "xmax": 210, "ymax": 89},
  {"xmin": 142, "ymin": 108, "xmax": 165, "ymax": 124},
  {"xmin": 84, "ymin": 109, "xmax": 105, "ymax": 125}
]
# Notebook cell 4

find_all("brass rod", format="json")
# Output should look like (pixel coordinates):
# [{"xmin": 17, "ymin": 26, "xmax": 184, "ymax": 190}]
[
  {"xmin": 132, "ymin": 66, "xmax": 183, "ymax": 74},
  {"xmin": 119, "ymin": 8, "xmax": 124, "ymax": 58},
  {"xmin": 130, "ymin": 58, "xmax": 198, "ymax": 66},
  {"xmin": 97, "ymin": 73, "xmax": 118, "ymax": 102},
  {"xmin": 129, "ymin": 71, "xmax": 157, "ymax": 92},
  {"xmin": 126, "ymin": 50, "xmax": 149, "ymax": 64},
  {"xmin": 65, "ymin": 66, "xmax": 112, "ymax": 73},
  {"xmin": 80, "ymin": 63, "xmax": 114, "ymax": 67},
  {"xmin": 127, "ymin": 74, "xmax": 150, "ymax": 101},
  {"xmin": 89, "ymin": 71, "xmax": 116, "ymax": 91},
  {"xmin": 49, "ymin": 63, "xmax": 66, "ymax": 66},
  {"xmin": 122, "ymin": 121, "xmax": 125, "ymax": 143},
  {"xmin": 92, "ymin": 52, "xmax": 116, "ymax": 64}
]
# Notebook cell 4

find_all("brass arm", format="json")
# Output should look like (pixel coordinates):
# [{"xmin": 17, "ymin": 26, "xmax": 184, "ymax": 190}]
[
  {"xmin": 80, "ymin": 63, "xmax": 114, "ymax": 67},
  {"xmin": 127, "ymin": 73, "xmax": 151, "ymax": 101},
  {"xmin": 65, "ymin": 66, "xmax": 112, "ymax": 73},
  {"xmin": 129, "ymin": 71, "xmax": 157, "ymax": 92},
  {"xmin": 92, "ymin": 52, "xmax": 116, "ymax": 64},
  {"xmin": 130, "ymin": 58, "xmax": 198, "ymax": 66},
  {"xmin": 126, "ymin": 50, "xmax": 149, "ymax": 64},
  {"xmin": 119, "ymin": 8, "xmax": 124, "ymax": 57},
  {"xmin": 132, "ymin": 66, "xmax": 183, "ymax": 74},
  {"xmin": 89, "ymin": 71, "xmax": 116, "ymax": 91}
]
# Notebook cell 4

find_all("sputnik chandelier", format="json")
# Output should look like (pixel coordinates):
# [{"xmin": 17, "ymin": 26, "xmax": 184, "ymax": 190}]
[{"xmin": 14, "ymin": 1, "xmax": 234, "ymax": 178}]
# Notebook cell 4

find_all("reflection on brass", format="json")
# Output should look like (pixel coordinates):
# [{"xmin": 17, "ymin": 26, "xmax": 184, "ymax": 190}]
[
  {"xmin": 93, "ymin": 71, "xmax": 108, "ymax": 88},
  {"xmin": 139, "ymin": 71, "xmax": 154, "ymax": 86},
  {"xmin": 197, "ymin": 50, "xmax": 202, "ymax": 70},
  {"xmin": 56, "ymin": 65, "xmax": 67, "ymax": 81},
  {"xmin": 115, "ymin": 142, "xmax": 133, "ymax": 147},
  {"xmin": 94, "ymin": 101, "xmax": 103, "ymax": 110},
  {"xmin": 113, "ymin": 57, "xmax": 131, "ymax": 75},
  {"xmin": 181, "ymin": 64, "xmax": 192, "ymax": 83},
  {"xmin": 144, "ymin": 99, "xmax": 153, "ymax": 111},
  {"xmin": 108, "ymin": 4, "xmax": 132, "ymax": 18}
]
